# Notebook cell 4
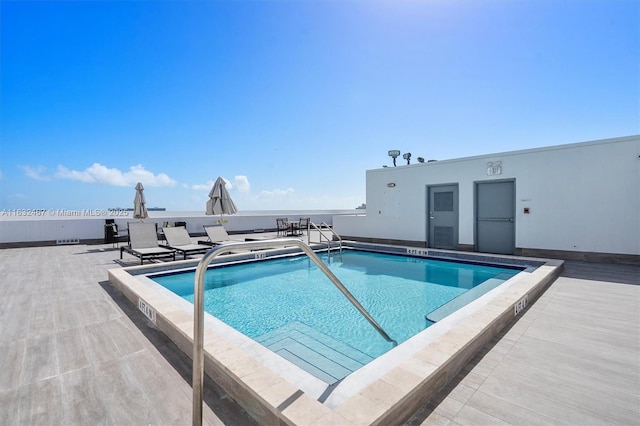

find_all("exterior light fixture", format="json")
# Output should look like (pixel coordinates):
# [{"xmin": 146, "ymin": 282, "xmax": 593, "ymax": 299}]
[
  {"xmin": 403, "ymin": 152, "xmax": 411, "ymax": 165},
  {"xmin": 388, "ymin": 150, "xmax": 401, "ymax": 166},
  {"xmin": 417, "ymin": 157, "xmax": 425, "ymax": 163},
  {"xmin": 387, "ymin": 183, "xmax": 396, "ymax": 188}
]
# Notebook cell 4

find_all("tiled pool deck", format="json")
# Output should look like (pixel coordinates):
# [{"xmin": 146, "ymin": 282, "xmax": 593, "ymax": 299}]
[{"xmin": 1, "ymin": 235, "xmax": 638, "ymax": 425}]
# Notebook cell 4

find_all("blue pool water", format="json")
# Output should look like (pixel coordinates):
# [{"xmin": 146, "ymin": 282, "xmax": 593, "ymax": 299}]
[{"xmin": 152, "ymin": 250, "xmax": 520, "ymax": 383}]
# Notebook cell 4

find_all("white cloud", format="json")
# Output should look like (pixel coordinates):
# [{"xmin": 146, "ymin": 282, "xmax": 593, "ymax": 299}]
[
  {"xmin": 192, "ymin": 180, "xmax": 216, "ymax": 191},
  {"xmin": 54, "ymin": 163, "xmax": 177, "ymax": 187},
  {"xmin": 20, "ymin": 165, "xmax": 51, "ymax": 181},
  {"xmin": 221, "ymin": 177, "xmax": 232, "ymax": 190},
  {"xmin": 259, "ymin": 187, "xmax": 295, "ymax": 197},
  {"xmin": 192, "ymin": 176, "xmax": 245, "ymax": 192},
  {"xmin": 234, "ymin": 175, "xmax": 250, "ymax": 193}
]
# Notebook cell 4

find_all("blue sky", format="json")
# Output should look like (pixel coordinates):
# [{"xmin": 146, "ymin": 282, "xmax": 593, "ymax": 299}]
[{"xmin": 1, "ymin": 0, "xmax": 638, "ymax": 211}]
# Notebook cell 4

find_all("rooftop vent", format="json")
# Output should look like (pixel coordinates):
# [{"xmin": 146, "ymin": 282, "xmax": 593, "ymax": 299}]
[{"xmin": 56, "ymin": 238, "xmax": 80, "ymax": 245}]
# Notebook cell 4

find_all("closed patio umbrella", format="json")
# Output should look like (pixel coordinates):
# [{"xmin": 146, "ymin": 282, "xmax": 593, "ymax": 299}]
[
  {"xmin": 133, "ymin": 182, "xmax": 148, "ymax": 221},
  {"xmin": 206, "ymin": 177, "xmax": 237, "ymax": 221}
]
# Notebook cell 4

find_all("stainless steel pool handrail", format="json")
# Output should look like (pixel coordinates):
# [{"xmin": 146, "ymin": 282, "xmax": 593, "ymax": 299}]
[
  {"xmin": 192, "ymin": 238, "xmax": 396, "ymax": 426},
  {"xmin": 309, "ymin": 221, "xmax": 343, "ymax": 254}
]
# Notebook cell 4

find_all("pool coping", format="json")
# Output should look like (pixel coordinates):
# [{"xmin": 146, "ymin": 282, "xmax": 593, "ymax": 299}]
[{"xmin": 108, "ymin": 242, "xmax": 563, "ymax": 425}]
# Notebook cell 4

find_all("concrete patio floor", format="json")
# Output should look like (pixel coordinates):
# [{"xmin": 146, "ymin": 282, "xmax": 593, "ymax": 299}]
[{"xmin": 0, "ymin": 238, "xmax": 638, "ymax": 425}]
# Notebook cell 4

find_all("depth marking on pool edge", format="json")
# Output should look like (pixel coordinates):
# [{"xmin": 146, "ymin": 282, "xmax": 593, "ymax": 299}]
[
  {"xmin": 514, "ymin": 294, "xmax": 528, "ymax": 316},
  {"xmin": 407, "ymin": 248, "xmax": 428, "ymax": 256},
  {"xmin": 138, "ymin": 298, "xmax": 157, "ymax": 324}
]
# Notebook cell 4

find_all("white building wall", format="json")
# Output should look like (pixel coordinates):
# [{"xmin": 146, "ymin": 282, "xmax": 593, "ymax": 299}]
[{"xmin": 334, "ymin": 135, "xmax": 640, "ymax": 256}]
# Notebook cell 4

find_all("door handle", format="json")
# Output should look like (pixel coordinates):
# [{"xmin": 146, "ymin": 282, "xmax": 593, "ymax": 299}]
[{"xmin": 429, "ymin": 216, "xmax": 436, "ymax": 219}]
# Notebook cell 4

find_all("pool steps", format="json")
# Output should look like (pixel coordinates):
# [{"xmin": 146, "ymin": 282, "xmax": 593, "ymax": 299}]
[
  {"xmin": 256, "ymin": 322, "xmax": 374, "ymax": 384},
  {"xmin": 426, "ymin": 273, "xmax": 514, "ymax": 322}
]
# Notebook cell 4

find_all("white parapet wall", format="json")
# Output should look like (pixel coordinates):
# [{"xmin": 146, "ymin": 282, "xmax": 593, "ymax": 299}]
[{"xmin": 0, "ymin": 210, "xmax": 357, "ymax": 245}]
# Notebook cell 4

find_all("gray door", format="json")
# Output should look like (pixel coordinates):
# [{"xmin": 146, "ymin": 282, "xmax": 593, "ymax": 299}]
[
  {"xmin": 428, "ymin": 185, "xmax": 458, "ymax": 249},
  {"xmin": 476, "ymin": 180, "xmax": 515, "ymax": 254}
]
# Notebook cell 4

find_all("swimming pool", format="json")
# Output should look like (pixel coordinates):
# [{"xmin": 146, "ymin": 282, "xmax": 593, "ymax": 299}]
[
  {"xmin": 151, "ymin": 250, "xmax": 520, "ymax": 384},
  {"xmin": 108, "ymin": 242, "xmax": 562, "ymax": 424}
]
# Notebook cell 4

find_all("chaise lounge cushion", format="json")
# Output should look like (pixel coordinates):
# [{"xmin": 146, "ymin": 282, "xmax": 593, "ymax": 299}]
[
  {"xmin": 121, "ymin": 222, "xmax": 176, "ymax": 264},
  {"xmin": 162, "ymin": 226, "xmax": 211, "ymax": 259}
]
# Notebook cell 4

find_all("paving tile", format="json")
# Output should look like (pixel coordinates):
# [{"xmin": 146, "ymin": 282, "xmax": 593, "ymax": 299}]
[
  {"xmin": 60, "ymin": 366, "xmax": 112, "ymax": 424},
  {"xmin": 19, "ymin": 334, "xmax": 59, "ymax": 385},
  {"xmin": 93, "ymin": 358, "xmax": 152, "ymax": 425},
  {"xmin": 430, "ymin": 396, "xmax": 464, "ymax": 419},
  {"xmin": 465, "ymin": 389, "xmax": 557, "ymax": 426},
  {"xmin": 0, "ymin": 388, "xmax": 19, "ymax": 424},
  {"xmin": 407, "ymin": 409, "xmax": 452, "ymax": 426},
  {"xmin": 451, "ymin": 404, "xmax": 511, "ymax": 426},
  {"xmin": 0, "ymin": 293, "xmax": 32, "ymax": 343},
  {"xmin": 52, "ymin": 299, "xmax": 81, "ymax": 332},
  {"xmin": 281, "ymin": 392, "xmax": 332, "ymax": 426},
  {"xmin": 0, "ymin": 338, "xmax": 26, "ymax": 391},
  {"xmin": 444, "ymin": 383, "xmax": 476, "ymax": 405},
  {"xmin": 56, "ymin": 328, "xmax": 91, "ymax": 374},
  {"xmin": 457, "ymin": 371, "xmax": 486, "ymax": 390},
  {"xmin": 15, "ymin": 377, "xmax": 64, "ymax": 425},
  {"xmin": 27, "ymin": 298, "xmax": 56, "ymax": 338},
  {"xmin": 81, "ymin": 318, "xmax": 146, "ymax": 366},
  {"xmin": 334, "ymin": 393, "xmax": 388, "ymax": 425},
  {"xmin": 122, "ymin": 349, "xmax": 193, "ymax": 424}
]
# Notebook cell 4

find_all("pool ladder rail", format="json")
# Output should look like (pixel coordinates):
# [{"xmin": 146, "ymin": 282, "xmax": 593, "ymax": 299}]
[
  {"xmin": 192, "ymin": 238, "xmax": 396, "ymax": 426},
  {"xmin": 309, "ymin": 221, "xmax": 343, "ymax": 255}
]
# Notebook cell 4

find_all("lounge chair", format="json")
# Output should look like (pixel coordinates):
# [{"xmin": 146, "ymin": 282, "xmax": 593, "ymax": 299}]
[
  {"xmin": 120, "ymin": 222, "xmax": 176, "ymax": 264},
  {"xmin": 198, "ymin": 224, "xmax": 242, "ymax": 246},
  {"xmin": 162, "ymin": 226, "xmax": 211, "ymax": 260}
]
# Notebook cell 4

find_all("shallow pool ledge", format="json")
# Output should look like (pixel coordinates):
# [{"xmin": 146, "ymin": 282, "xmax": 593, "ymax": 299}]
[{"xmin": 108, "ymin": 254, "xmax": 563, "ymax": 425}]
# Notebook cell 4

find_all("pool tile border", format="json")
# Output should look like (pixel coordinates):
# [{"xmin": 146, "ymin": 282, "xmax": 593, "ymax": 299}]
[{"xmin": 108, "ymin": 245, "xmax": 562, "ymax": 425}]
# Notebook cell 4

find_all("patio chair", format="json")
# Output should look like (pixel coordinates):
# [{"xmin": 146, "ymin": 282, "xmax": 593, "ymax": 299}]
[
  {"xmin": 120, "ymin": 222, "xmax": 176, "ymax": 265},
  {"xmin": 199, "ymin": 224, "xmax": 243, "ymax": 246},
  {"xmin": 276, "ymin": 218, "xmax": 289, "ymax": 237},
  {"xmin": 162, "ymin": 226, "xmax": 211, "ymax": 260},
  {"xmin": 297, "ymin": 217, "xmax": 310, "ymax": 236},
  {"xmin": 105, "ymin": 222, "xmax": 122, "ymax": 248}
]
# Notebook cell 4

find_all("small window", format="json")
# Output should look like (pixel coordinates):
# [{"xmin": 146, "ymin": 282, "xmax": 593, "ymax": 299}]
[{"xmin": 434, "ymin": 192, "xmax": 454, "ymax": 212}]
